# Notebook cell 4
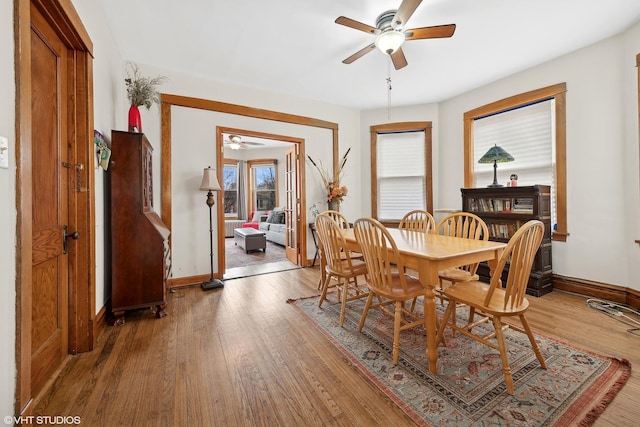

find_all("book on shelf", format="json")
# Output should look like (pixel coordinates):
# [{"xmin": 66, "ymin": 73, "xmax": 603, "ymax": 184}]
[{"xmin": 512, "ymin": 197, "xmax": 533, "ymax": 213}]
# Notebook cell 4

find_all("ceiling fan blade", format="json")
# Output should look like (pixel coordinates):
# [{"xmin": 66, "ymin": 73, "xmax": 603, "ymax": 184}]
[
  {"xmin": 391, "ymin": 47, "xmax": 408, "ymax": 70},
  {"xmin": 342, "ymin": 43, "xmax": 376, "ymax": 64},
  {"xmin": 392, "ymin": 0, "xmax": 422, "ymax": 29},
  {"xmin": 244, "ymin": 141, "xmax": 264, "ymax": 146},
  {"xmin": 405, "ymin": 24, "xmax": 456, "ymax": 40},
  {"xmin": 335, "ymin": 16, "xmax": 379, "ymax": 34}
]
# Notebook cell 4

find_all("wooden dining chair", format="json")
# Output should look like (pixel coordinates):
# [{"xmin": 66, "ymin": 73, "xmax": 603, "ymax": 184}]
[
  {"xmin": 315, "ymin": 213, "xmax": 369, "ymax": 326},
  {"xmin": 353, "ymin": 217, "xmax": 426, "ymax": 364},
  {"xmin": 323, "ymin": 209, "xmax": 352, "ymax": 229},
  {"xmin": 316, "ymin": 210, "xmax": 363, "ymax": 291},
  {"xmin": 435, "ymin": 212, "xmax": 489, "ymax": 289},
  {"xmin": 398, "ymin": 210, "xmax": 436, "ymax": 233},
  {"xmin": 435, "ymin": 220, "xmax": 547, "ymax": 394}
]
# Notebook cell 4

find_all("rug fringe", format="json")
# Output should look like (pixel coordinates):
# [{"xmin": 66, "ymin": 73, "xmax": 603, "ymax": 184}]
[{"xmin": 578, "ymin": 358, "xmax": 631, "ymax": 427}]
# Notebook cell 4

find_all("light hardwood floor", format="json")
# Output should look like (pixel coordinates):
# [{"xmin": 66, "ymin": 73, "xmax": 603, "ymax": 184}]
[{"xmin": 34, "ymin": 267, "xmax": 639, "ymax": 426}]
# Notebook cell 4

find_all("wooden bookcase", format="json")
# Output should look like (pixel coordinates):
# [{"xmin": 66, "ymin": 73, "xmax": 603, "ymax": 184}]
[
  {"xmin": 461, "ymin": 185, "xmax": 552, "ymax": 297},
  {"xmin": 110, "ymin": 130, "xmax": 171, "ymax": 322}
]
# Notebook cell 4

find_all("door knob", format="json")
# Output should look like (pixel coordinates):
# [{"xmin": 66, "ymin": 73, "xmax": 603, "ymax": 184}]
[{"xmin": 63, "ymin": 226, "xmax": 80, "ymax": 254}]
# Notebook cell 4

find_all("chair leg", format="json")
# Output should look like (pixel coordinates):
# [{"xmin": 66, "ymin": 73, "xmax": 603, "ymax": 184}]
[
  {"xmin": 392, "ymin": 300, "xmax": 402, "ymax": 364},
  {"xmin": 436, "ymin": 300, "xmax": 455, "ymax": 346},
  {"xmin": 437, "ymin": 278, "xmax": 447, "ymax": 305},
  {"xmin": 318, "ymin": 274, "xmax": 331, "ymax": 308},
  {"xmin": 358, "ymin": 293, "xmax": 374, "ymax": 332},
  {"xmin": 339, "ymin": 278, "xmax": 348, "ymax": 327},
  {"xmin": 492, "ymin": 316, "xmax": 514, "ymax": 394},
  {"xmin": 520, "ymin": 314, "xmax": 547, "ymax": 369}
]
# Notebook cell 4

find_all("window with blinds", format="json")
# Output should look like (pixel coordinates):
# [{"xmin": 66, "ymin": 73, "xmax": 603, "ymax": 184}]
[
  {"xmin": 377, "ymin": 131, "xmax": 427, "ymax": 221},
  {"xmin": 473, "ymin": 99, "xmax": 556, "ymax": 225}
]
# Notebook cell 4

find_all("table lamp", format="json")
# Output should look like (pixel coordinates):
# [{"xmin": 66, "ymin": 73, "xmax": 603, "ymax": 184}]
[{"xmin": 478, "ymin": 144, "xmax": 514, "ymax": 187}]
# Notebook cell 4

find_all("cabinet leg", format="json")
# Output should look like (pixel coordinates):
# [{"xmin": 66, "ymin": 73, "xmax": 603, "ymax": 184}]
[
  {"xmin": 155, "ymin": 304, "xmax": 167, "ymax": 318},
  {"xmin": 111, "ymin": 311, "xmax": 126, "ymax": 326}
]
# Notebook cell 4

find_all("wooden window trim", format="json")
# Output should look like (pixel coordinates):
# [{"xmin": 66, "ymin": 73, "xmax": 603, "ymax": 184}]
[
  {"xmin": 370, "ymin": 122, "xmax": 433, "ymax": 227},
  {"xmin": 222, "ymin": 159, "xmax": 239, "ymax": 219},
  {"xmin": 463, "ymin": 83, "xmax": 568, "ymax": 242},
  {"xmin": 247, "ymin": 159, "xmax": 278, "ymax": 213}
]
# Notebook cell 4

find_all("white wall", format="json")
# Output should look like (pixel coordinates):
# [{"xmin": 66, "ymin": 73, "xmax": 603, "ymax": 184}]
[
  {"xmin": 622, "ymin": 22, "xmax": 640, "ymax": 292},
  {"xmin": 0, "ymin": 0, "xmax": 17, "ymax": 418},
  {"xmin": 130, "ymin": 64, "xmax": 361, "ymax": 279},
  {"xmin": 437, "ymin": 28, "xmax": 640, "ymax": 289}
]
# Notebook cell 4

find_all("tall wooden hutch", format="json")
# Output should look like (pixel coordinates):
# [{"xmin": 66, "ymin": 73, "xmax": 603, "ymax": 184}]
[{"xmin": 110, "ymin": 130, "xmax": 170, "ymax": 322}]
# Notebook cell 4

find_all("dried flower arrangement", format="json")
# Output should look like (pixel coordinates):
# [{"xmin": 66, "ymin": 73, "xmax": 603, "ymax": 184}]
[
  {"xmin": 307, "ymin": 148, "xmax": 351, "ymax": 204},
  {"xmin": 124, "ymin": 62, "xmax": 167, "ymax": 109}
]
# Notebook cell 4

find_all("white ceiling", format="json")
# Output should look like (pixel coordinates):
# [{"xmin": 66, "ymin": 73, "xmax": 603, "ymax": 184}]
[{"xmin": 98, "ymin": 0, "xmax": 640, "ymax": 110}]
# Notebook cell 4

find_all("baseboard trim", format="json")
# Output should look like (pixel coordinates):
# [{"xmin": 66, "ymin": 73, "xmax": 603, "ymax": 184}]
[
  {"xmin": 552, "ymin": 274, "xmax": 640, "ymax": 308},
  {"xmin": 168, "ymin": 274, "xmax": 210, "ymax": 289}
]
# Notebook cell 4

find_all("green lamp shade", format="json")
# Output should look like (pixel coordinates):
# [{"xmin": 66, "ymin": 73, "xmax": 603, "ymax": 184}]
[
  {"xmin": 478, "ymin": 144, "xmax": 515, "ymax": 163},
  {"xmin": 478, "ymin": 145, "xmax": 514, "ymax": 187}
]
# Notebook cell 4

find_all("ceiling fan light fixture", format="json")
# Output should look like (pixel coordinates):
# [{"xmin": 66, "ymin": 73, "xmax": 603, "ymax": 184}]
[
  {"xmin": 375, "ymin": 30, "xmax": 404, "ymax": 55},
  {"xmin": 228, "ymin": 142, "xmax": 242, "ymax": 150}
]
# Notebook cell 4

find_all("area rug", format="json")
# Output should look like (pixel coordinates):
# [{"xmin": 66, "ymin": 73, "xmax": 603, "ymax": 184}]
[
  {"xmin": 288, "ymin": 295, "xmax": 631, "ymax": 426},
  {"xmin": 225, "ymin": 238, "xmax": 287, "ymax": 269}
]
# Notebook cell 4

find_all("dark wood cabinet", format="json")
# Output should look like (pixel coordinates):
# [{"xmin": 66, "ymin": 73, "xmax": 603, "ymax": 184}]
[
  {"xmin": 110, "ymin": 130, "xmax": 170, "ymax": 321},
  {"xmin": 461, "ymin": 185, "xmax": 552, "ymax": 297}
]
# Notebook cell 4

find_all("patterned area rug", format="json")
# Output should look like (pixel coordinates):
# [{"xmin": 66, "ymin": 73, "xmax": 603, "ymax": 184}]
[{"xmin": 289, "ymin": 295, "xmax": 631, "ymax": 426}]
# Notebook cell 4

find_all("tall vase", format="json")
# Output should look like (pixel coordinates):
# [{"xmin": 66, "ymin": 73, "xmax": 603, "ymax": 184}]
[{"xmin": 128, "ymin": 105, "xmax": 142, "ymax": 132}]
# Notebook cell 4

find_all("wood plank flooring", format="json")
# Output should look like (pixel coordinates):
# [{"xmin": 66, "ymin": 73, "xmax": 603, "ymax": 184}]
[{"xmin": 34, "ymin": 267, "xmax": 639, "ymax": 426}]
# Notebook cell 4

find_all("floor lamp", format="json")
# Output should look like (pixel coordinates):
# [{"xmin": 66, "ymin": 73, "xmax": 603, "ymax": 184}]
[{"xmin": 200, "ymin": 166, "xmax": 225, "ymax": 291}]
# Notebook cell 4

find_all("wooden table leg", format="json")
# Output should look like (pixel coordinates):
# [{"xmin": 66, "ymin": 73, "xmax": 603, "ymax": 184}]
[{"xmin": 419, "ymin": 265, "xmax": 440, "ymax": 373}]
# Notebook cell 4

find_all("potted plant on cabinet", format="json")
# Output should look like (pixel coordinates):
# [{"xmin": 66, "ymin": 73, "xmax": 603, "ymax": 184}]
[{"xmin": 124, "ymin": 62, "xmax": 167, "ymax": 132}]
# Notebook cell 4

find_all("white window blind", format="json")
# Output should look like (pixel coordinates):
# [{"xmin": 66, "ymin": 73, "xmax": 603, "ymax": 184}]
[
  {"xmin": 377, "ymin": 131, "xmax": 426, "ymax": 221},
  {"xmin": 473, "ymin": 99, "xmax": 556, "ymax": 225}
]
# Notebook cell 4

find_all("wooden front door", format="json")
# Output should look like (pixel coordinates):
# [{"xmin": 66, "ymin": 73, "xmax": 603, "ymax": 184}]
[
  {"xmin": 29, "ymin": 3, "xmax": 70, "ymax": 397},
  {"xmin": 285, "ymin": 145, "xmax": 299, "ymax": 264}
]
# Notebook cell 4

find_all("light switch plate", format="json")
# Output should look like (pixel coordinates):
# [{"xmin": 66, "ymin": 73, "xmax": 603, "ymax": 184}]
[{"xmin": 0, "ymin": 136, "xmax": 8, "ymax": 169}]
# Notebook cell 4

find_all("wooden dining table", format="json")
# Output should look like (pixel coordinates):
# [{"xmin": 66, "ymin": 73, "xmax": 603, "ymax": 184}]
[{"xmin": 342, "ymin": 227, "xmax": 506, "ymax": 374}]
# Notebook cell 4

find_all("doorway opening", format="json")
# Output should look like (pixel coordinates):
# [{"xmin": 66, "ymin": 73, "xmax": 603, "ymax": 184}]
[{"xmin": 219, "ymin": 128, "xmax": 302, "ymax": 280}]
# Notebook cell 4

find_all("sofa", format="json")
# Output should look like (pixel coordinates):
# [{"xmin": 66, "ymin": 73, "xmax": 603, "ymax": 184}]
[{"xmin": 258, "ymin": 208, "xmax": 286, "ymax": 246}]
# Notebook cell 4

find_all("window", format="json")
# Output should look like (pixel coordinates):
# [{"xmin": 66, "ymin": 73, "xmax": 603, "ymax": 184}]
[
  {"xmin": 464, "ymin": 83, "xmax": 568, "ymax": 241},
  {"xmin": 249, "ymin": 160, "xmax": 277, "ymax": 211},
  {"xmin": 371, "ymin": 122, "xmax": 433, "ymax": 225},
  {"xmin": 473, "ymin": 99, "xmax": 556, "ymax": 225},
  {"xmin": 223, "ymin": 161, "xmax": 238, "ymax": 216}
]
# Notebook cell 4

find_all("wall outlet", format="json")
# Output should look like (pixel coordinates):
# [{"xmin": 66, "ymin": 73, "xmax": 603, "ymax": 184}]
[{"xmin": 0, "ymin": 136, "xmax": 8, "ymax": 169}]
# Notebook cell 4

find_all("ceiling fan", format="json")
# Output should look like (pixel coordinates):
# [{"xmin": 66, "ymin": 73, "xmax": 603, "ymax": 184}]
[
  {"xmin": 224, "ymin": 135, "xmax": 265, "ymax": 150},
  {"xmin": 335, "ymin": 0, "xmax": 456, "ymax": 70}
]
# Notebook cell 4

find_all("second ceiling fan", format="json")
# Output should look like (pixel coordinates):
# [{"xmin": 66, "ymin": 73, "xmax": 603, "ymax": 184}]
[
  {"xmin": 225, "ymin": 135, "xmax": 265, "ymax": 150},
  {"xmin": 336, "ymin": 0, "xmax": 456, "ymax": 70}
]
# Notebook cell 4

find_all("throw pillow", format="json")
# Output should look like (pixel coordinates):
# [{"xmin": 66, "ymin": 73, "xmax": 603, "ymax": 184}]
[
  {"xmin": 272, "ymin": 211, "xmax": 285, "ymax": 224},
  {"xmin": 266, "ymin": 211, "xmax": 278, "ymax": 223},
  {"xmin": 251, "ymin": 210, "xmax": 266, "ymax": 222}
]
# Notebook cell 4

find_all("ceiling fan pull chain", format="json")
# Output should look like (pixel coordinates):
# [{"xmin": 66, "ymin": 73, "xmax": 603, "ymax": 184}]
[{"xmin": 387, "ymin": 59, "xmax": 393, "ymax": 119}]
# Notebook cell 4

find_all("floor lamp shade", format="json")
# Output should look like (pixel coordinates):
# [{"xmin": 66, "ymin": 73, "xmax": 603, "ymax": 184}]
[
  {"xmin": 478, "ymin": 145, "xmax": 514, "ymax": 187},
  {"xmin": 200, "ymin": 166, "xmax": 224, "ymax": 291},
  {"xmin": 200, "ymin": 166, "xmax": 221, "ymax": 192}
]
